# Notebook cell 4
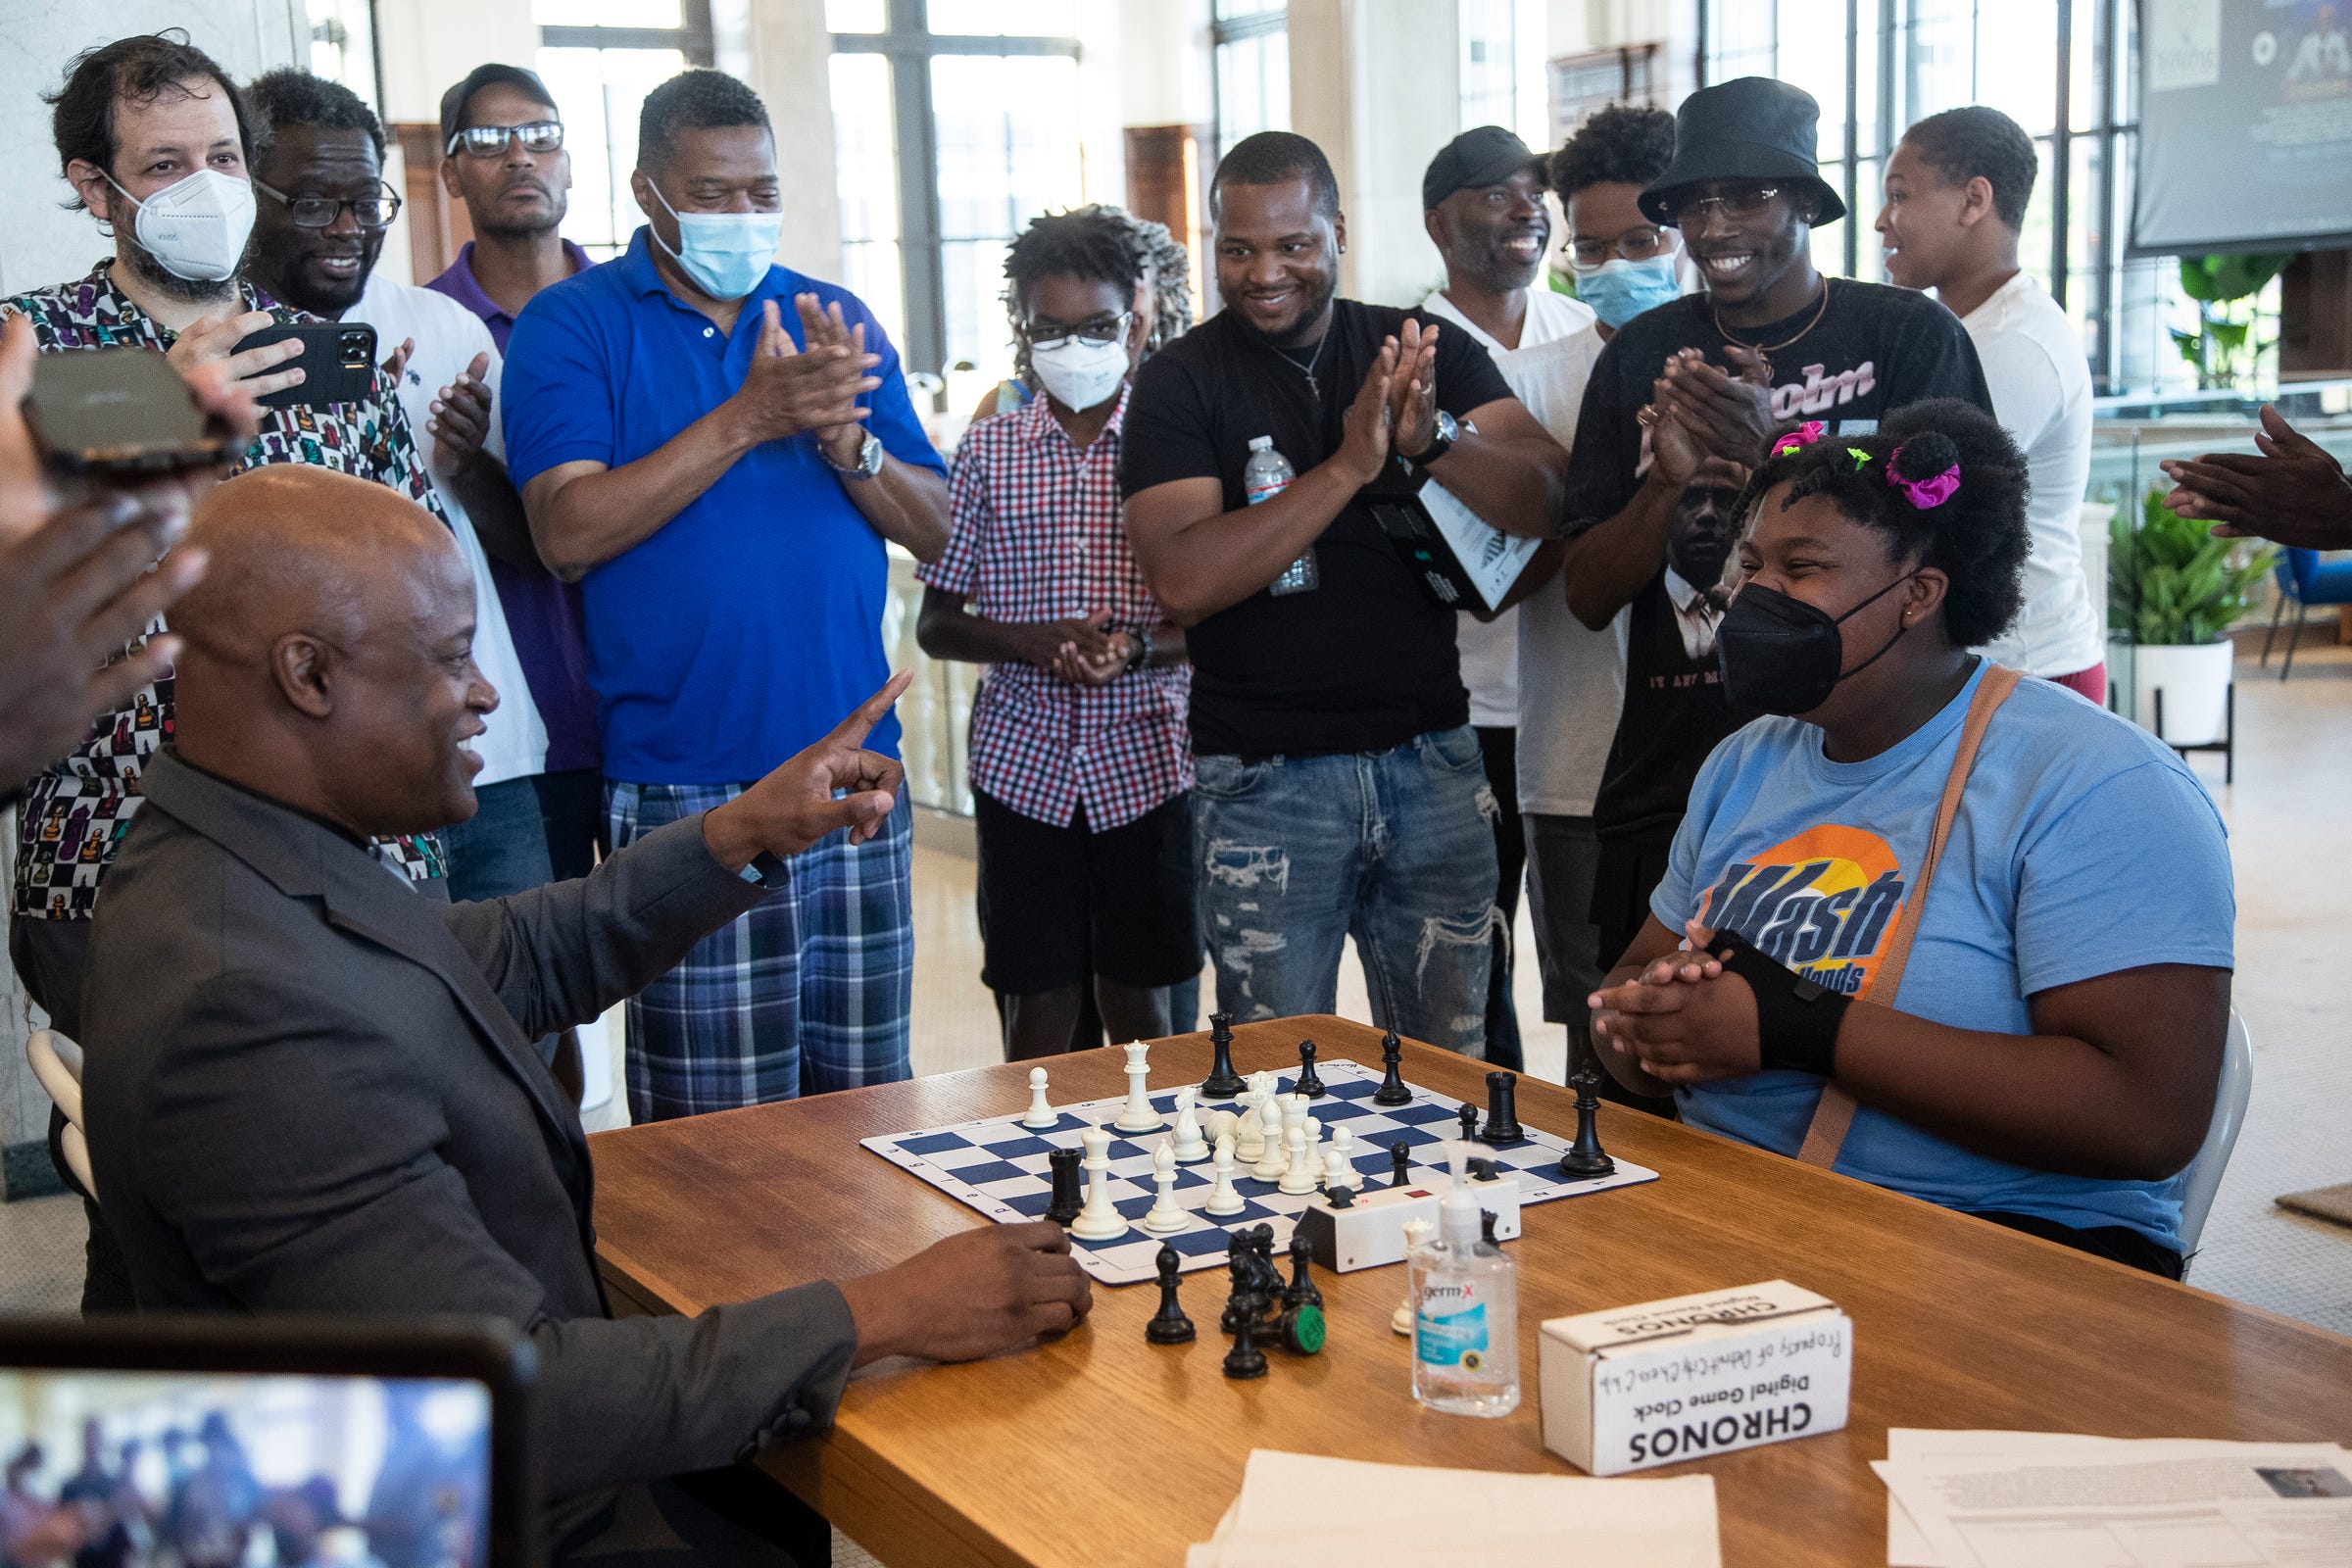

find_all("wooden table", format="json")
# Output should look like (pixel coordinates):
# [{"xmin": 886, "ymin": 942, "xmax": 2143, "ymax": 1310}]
[{"xmin": 589, "ymin": 1017, "xmax": 2352, "ymax": 1566}]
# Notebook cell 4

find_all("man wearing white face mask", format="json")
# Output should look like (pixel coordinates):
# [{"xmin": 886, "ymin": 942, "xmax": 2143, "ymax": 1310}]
[
  {"xmin": 914, "ymin": 209, "xmax": 1197, "ymax": 1062},
  {"xmin": 4, "ymin": 30, "xmax": 455, "ymax": 1312},
  {"xmin": 504, "ymin": 70, "xmax": 951, "ymax": 1120}
]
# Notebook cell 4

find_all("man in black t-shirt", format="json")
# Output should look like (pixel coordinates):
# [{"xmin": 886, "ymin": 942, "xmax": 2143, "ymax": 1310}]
[
  {"xmin": 1120, "ymin": 130, "xmax": 1568, "ymax": 1056},
  {"xmin": 1556, "ymin": 77, "xmax": 1993, "ymax": 984}
]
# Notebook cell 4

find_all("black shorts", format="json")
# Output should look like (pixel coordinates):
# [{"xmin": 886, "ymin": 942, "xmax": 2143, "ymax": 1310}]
[{"xmin": 974, "ymin": 788, "xmax": 1201, "ymax": 995}]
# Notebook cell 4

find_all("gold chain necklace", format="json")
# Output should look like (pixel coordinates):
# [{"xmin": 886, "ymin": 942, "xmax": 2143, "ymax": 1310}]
[{"xmin": 1713, "ymin": 277, "xmax": 1832, "ymax": 359}]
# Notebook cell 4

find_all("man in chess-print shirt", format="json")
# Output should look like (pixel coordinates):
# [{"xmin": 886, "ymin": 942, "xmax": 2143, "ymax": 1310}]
[{"xmin": 3, "ymin": 33, "xmax": 448, "ymax": 1311}]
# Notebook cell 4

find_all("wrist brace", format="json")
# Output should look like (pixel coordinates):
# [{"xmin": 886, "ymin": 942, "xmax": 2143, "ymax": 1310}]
[{"xmin": 1704, "ymin": 928, "xmax": 1849, "ymax": 1077}]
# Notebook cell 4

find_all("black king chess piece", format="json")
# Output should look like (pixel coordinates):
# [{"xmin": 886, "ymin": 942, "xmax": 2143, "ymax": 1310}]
[
  {"xmin": 1480, "ymin": 1070, "xmax": 1526, "ymax": 1144},
  {"xmin": 1200, "ymin": 1010, "xmax": 1247, "ymax": 1099},
  {"xmin": 1044, "ymin": 1146, "xmax": 1083, "ymax": 1225},
  {"xmin": 1146, "ymin": 1243, "xmax": 1196, "ymax": 1345},
  {"xmin": 1372, "ymin": 1027, "xmax": 1411, "ymax": 1105},
  {"xmin": 1558, "ymin": 1039, "xmax": 1618, "ymax": 1179},
  {"xmin": 1294, "ymin": 1037, "xmax": 1327, "ymax": 1098}
]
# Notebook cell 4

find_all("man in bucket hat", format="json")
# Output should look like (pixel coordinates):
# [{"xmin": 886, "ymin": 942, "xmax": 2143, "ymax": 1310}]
[{"xmin": 1551, "ymin": 77, "xmax": 1993, "ymax": 998}]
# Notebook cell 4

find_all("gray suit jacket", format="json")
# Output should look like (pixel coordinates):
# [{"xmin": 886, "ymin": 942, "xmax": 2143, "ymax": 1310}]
[{"xmin": 80, "ymin": 753, "xmax": 858, "ymax": 1527}]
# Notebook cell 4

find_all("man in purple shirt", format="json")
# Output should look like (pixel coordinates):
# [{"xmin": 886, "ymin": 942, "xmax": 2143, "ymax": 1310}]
[{"xmin": 424, "ymin": 64, "xmax": 602, "ymax": 881}]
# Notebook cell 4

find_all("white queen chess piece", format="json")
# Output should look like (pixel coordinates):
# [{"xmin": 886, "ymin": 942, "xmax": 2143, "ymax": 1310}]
[
  {"xmin": 1205, "ymin": 1132, "xmax": 1245, "ymax": 1215},
  {"xmin": 1170, "ymin": 1086, "xmax": 1209, "ymax": 1162},
  {"xmin": 1141, "ymin": 1139, "xmax": 1189, "ymax": 1234},
  {"xmin": 1113, "ymin": 1040, "xmax": 1162, "ymax": 1133},
  {"xmin": 1069, "ymin": 1121, "xmax": 1127, "ymax": 1241},
  {"xmin": 1020, "ymin": 1065, "xmax": 1055, "ymax": 1130}
]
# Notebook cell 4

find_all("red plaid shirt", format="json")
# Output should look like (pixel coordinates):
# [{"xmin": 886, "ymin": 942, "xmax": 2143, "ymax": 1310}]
[{"xmin": 921, "ymin": 387, "xmax": 1191, "ymax": 830}]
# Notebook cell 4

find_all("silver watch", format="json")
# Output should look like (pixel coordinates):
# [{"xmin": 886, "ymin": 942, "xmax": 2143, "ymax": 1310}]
[{"xmin": 826, "ymin": 429, "xmax": 885, "ymax": 479}]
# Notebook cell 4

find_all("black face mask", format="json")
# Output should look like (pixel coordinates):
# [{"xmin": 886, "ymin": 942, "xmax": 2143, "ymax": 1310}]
[{"xmin": 1716, "ymin": 572, "xmax": 1918, "ymax": 716}]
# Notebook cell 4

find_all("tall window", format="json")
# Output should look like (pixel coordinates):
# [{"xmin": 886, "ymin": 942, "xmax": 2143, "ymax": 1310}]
[
  {"xmin": 1701, "ymin": 0, "xmax": 2162, "ymax": 396},
  {"xmin": 534, "ymin": 1, "xmax": 715, "ymax": 261},
  {"xmin": 1213, "ymin": 2, "xmax": 1289, "ymax": 156},
  {"xmin": 306, "ymin": 1, "xmax": 380, "ymax": 112},
  {"xmin": 828, "ymin": 1, "xmax": 1084, "ymax": 395},
  {"xmin": 1458, "ymin": 0, "xmax": 1516, "ymax": 130}
]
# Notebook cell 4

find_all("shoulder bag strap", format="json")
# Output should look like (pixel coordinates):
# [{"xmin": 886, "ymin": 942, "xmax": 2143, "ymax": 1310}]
[{"xmin": 1794, "ymin": 664, "xmax": 2025, "ymax": 1168}]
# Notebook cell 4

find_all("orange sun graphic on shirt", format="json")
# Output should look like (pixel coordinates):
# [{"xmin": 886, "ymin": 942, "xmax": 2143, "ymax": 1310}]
[{"xmin": 1692, "ymin": 824, "xmax": 1909, "ymax": 998}]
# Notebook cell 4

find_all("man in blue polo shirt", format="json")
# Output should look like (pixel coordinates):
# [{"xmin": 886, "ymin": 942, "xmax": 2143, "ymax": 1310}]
[{"xmin": 503, "ymin": 69, "xmax": 950, "ymax": 1120}]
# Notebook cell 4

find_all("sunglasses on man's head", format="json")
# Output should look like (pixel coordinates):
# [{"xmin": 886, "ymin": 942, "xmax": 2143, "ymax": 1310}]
[{"xmin": 446, "ymin": 121, "xmax": 564, "ymax": 160}]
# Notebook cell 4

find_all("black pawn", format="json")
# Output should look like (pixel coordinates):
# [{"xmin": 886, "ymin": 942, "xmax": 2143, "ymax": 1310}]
[
  {"xmin": 1146, "ymin": 1244, "xmax": 1196, "ymax": 1345},
  {"xmin": 1559, "ymin": 1041, "xmax": 1618, "ymax": 1179},
  {"xmin": 1283, "ymin": 1234, "xmax": 1324, "ymax": 1312},
  {"xmin": 1481, "ymin": 1070, "xmax": 1526, "ymax": 1145},
  {"xmin": 1372, "ymin": 1027, "xmax": 1411, "ymax": 1105},
  {"xmin": 1222, "ymin": 1303, "xmax": 1268, "ymax": 1380},
  {"xmin": 1458, "ymin": 1102, "xmax": 1482, "ymax": 1146},
  {"xmin": 1201, "ymin": 1010, "xmax": 1246, "ymax": 1099},
  {"xmin": 1295, "ymin": 1038, "xmax": 1327, "ymax": 1098},
  {"xmin": 1480, "ymin": 1210, "xmax": 1498, "ymax": 1246},
  {"xmin": 1044, "ymin": 1146, "xmax": 1083, "ymax": 1225},
  {"xmin": 1389, "ymin": 1141, "xmax": 1413, "ymax": 1191}
]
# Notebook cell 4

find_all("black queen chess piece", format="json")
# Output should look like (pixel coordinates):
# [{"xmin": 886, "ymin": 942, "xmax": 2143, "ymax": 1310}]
[
  {"xmin": 1558, "ymin": 1039, "xmax": 1617, "ymax": 1179},
  {"xmin": 1200, "ymin": 1010, "xmax": 1247, "ymax": 1099},
  {"xmin": 1146, "ymin": 1244, "xmax": 1196, "ymax": 1345},
  {"xmin": 1293, "ymin": 1038, "xmax": 1327, "ymax": 1099},
  {"xmin": 1372, "ymin": 1027, "xmax": 1411, "ymax": 1105}
]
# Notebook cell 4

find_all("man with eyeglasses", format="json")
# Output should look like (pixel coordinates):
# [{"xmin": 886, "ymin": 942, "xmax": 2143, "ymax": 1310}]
[
  {"xmin": 503, "ymin": 69, "xmax": 950, "ymax": 1122},
  {"xmin": 426, "ymin": 67, "xmax": 604, "ymax": 896}
]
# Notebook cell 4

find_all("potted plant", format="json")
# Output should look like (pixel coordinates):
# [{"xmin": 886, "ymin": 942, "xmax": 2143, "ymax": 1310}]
[
  {"xmin": 2173, "ymin": 254, "xmax": 2291, "ymax": 391},
  {"xmin": 2109, "ymin": 488, "xmax": 2274, "ymax": 746}
]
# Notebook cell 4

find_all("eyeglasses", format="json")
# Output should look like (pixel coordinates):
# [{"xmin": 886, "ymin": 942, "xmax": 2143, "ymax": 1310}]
[
  {"xmin": 445, "ymin": 121, "xmax": 564, "ymax": 160},
  {"xmin": 1568, "ymin": 225, "xmax": 1676, "ymax": 270},
  {"xmin": 253, "ymin": 178, "xmax": 402, "ymax": 230},
  {"xmin": 1659, "ymin": 185, "xmax": 1786, "ymax": 227},
  {"xmin": 1022, "ymin": 312, "xmax": 1131, "ymax": 348}
]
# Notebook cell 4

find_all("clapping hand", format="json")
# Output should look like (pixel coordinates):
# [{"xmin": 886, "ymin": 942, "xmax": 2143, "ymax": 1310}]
[
  {"xmin": 2159, "ymin": 406, "xmax": 2352, "ymax": 551},
  {"xmin": 1054, "ymin": 629, "xmax": 1136, "ymax": 686},
  {"xmin": 796, "ymin": 294, "xmax": 880, "ymax": 469},
  {"xmin": 427, "ymin": 352, "xmax": 496, "ymax": 477},
  {"xmin": 1589, "ymin": 921, "xmax": 1759, "ymax": 1087},
  {"xmin": 1654, "ymin": 344, "xmax": 1778, "ymax": 467},
  {"xmin": 1387, "ymin": 318, "xmax": 1443, "ymax": 460},
  {"xmin": 1335, "ymin": 336, "xmax": 1400, "ymax": 485},
  {"xmin": 732, "ymin": 296, "xmax": 881, "ymax": 449}
]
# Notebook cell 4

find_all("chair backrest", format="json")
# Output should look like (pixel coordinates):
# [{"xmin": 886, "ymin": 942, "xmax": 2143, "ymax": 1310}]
[
  {"xmin": 2277, "ymin": 547, "xmax": 2320, "ymax": 598},
  {"xmin": 24, "ymin": 1029, "xmax": 95, "ymax": 1200},
  {"xmin": 2177, "ymin": 1006, "xmax": 2254, "ymax": 1259}
]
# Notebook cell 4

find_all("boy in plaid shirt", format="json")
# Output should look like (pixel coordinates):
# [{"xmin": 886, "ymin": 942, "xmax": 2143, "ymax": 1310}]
[{"xmin": 917, "ymin": 210, "xmax": 1198, "ymax": 1059}]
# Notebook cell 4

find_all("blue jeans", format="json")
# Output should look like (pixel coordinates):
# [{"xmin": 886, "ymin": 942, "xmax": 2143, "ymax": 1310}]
[
  {"xmin": 441, "ymin": 776, "xmax": 557, "ymax": 903},
  {"xmin": 1193, "ymin": 725, "xmax": 1500, "ymax": 1056}
]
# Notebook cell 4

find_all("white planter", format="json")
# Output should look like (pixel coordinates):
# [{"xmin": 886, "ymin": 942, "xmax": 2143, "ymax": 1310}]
[{"xmin": 2132, "ymin": 641, "xmax": 2233, "ymax": 746}]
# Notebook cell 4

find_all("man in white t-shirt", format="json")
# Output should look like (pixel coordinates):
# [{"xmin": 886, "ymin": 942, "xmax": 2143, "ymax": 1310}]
[
  {"xmin": 1419, "ymin": 126, "xmax": 1614, "ymax": 1074},
  {"xmin": 1879, "ymin": 105, "xmax": 2102, "ymax": 701}
]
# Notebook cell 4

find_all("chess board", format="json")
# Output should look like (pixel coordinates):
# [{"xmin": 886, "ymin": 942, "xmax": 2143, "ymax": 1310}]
[{"xmin": 861, "ymin": 1058, "xmax": 1657, "ymax": 1285}]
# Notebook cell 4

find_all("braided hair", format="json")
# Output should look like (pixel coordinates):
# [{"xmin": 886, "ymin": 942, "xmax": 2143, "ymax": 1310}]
[
  {"xmin": 1002, "ymin": 204, "xmax": 1194, "ymax": 388},
  {"xmin": 1736, "ymin": 399, "xmax": 2032, "ymax": 649}
]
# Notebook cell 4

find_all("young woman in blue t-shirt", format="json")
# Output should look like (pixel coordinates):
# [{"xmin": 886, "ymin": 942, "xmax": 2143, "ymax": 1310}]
[{"xmin": 1589, "ymin": 399, "xmax": 2235, "ymax": 1277}]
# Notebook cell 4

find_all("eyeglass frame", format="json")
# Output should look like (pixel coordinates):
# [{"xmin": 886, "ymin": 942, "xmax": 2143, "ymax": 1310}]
[
  {"xmin": 1657, "ymin": 184, "xmax": 1788, "ymax": 228},
  {"xmin": 1018, "ymin": 310, "xmax": 1133, "ymax": 349},
  {"xmin": 251, "ymin": 177, "xmax": 404, "ymax": 231},
  {"xmin": 444, "ymin": 121, "xmax": 565, "ymax": 161},
  {"xmin": 1565, "ymin": 225, "xmax": 1681, "ymax": 271}
]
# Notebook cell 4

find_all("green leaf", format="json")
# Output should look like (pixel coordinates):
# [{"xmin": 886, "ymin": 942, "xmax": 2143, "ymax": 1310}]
[{"xmin": 2116, "ymin": 488, "xmax": 2278, "ymax": 642}]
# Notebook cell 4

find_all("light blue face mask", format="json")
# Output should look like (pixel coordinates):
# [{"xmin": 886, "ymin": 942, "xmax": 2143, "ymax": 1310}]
[
  {"xmin": 1573, "ymin": 253, "xmax": 1684, "ymax": 328},
  {"xmin": 648, "ymin": 180, "xmax": 781, "ymax": 301}
]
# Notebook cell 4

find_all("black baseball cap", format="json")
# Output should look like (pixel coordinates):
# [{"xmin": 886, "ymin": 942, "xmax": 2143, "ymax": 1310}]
[
  {"xmin": 1639, "ymin": 77, "xmax": 1846, "ymax": 226},
  {"xmin": 1422, "ymin": 125, "xmax": 1547, "ymax": 212},
  {"xmin": 438, "ymin": 64, "xmax": 560, "ymax": 153}
]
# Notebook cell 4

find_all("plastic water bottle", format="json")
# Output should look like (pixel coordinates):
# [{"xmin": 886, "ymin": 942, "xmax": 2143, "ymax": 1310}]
[
  {"xmin": 1245, "ymin": 435, "xmax": 1318, "ymax": 595},
  {"xmin": 1409, "ymin": 1139, "xmax": 1521, "ymax": 1417}
]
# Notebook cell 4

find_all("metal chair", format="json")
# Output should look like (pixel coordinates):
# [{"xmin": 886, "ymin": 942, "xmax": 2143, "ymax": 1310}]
[
  {"xmin": 24, "ymin": 1028, "xmax": 94, "ymax": 1200},
  {"xmin": 2176, "ymin": 1006, "xmax": 2254, "ymax": 1269},
  {"xmin": 2259, "ymin": 549, "xmax": 2352, "ymax": 679}
]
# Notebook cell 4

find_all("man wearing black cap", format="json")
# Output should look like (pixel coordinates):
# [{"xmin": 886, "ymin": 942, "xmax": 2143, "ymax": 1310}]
[
  {"xmin": 1556, "ymin": 76, "xmax": 1991, "ymax": 982},
  {"xmin": 1417, "ymin": 124, "xmax": 1605, "ymax": 1071},
  {"xmin": 425, "ymin": 64, "xmax": 604, "ymax": 901}
]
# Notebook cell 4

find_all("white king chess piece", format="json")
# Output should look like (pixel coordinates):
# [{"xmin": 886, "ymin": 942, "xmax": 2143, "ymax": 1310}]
[
  {"xmin": 1141, "ymin": 1138, "xmax": 1189, "ymax": 1235},
  {"xmin": 1113, "ymin": 1040, "xmax": 1162, "ymax": 1133},
  {"xmin": 1020, "ymin": 1065, "xmax": 1055, "ymax": 1130},
  {"xmin": 1069, "ymin": 1121, "xmax": 1126, "ymax": 1242},
  {"xmin": 1205, "ymin": 1132, "xmax": 1245, "ymax": 1215},
  {"xmin": 1170, "ymin": 1086, "xmax": 1209, "ymax": 1162}
]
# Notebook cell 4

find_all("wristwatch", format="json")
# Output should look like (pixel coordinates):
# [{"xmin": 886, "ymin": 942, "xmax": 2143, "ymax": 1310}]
[
  {"xmin": 824, "ymin": 429, "xmax": 885, "ymax": 480},
  {"xmin": 1127, "ymin": 626, "xmax": 1153, "ymax": 671},
  {"xmin": 1400, "ymin": 407, "xmax": 1458, "ymax": 468}
]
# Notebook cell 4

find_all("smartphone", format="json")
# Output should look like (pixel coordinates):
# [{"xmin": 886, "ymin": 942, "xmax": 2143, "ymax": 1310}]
[
  {"xmin": 24, "ymin": 347, "xmax": 229, "ymax": 474},
  {"xmin": 229, "ymin": 320, "xmax": 379, "ymax": 409}
]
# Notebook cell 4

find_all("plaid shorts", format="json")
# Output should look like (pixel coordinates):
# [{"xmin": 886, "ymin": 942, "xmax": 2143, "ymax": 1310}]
[{"xmin": 606, "ymin": 780, "xmax": 914, "ymax": 1121}]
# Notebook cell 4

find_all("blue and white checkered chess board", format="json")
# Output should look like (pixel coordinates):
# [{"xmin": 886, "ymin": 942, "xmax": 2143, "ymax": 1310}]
[{"xmin": 860, "ymin": 1057, "xmax": 1657, "ymax": 1285}]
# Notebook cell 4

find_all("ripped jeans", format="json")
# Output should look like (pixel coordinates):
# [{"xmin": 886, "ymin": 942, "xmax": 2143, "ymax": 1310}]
[{"xmin": 1193, "ymin": 725, "xmax": 1500, "ymax": 1057}]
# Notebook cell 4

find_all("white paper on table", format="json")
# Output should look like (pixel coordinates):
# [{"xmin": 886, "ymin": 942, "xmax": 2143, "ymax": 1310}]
[
  {"xmin": 1875, "ymin": 1438, "xmax": 2352, "ymax": 1568},
  {"xmin": 1881, "ymin": 1431, "xmax": 2149, "ymax": 1566},
  {"xmin": 1185, "ymin": 1449, "xmax": 1721, "ymax": 1568}
]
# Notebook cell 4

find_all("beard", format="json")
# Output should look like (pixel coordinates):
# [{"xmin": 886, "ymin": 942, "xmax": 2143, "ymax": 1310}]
[
  {"xmin": 1232, "ymin": 269, "xmax": 1338, "ymax": 351},
  {"xmin": 117, "ymin": 231, "xmax": 242, "ymax": 305}
]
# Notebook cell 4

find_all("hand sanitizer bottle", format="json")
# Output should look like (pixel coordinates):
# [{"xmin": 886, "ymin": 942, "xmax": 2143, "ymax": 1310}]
[{"xmin": 1408, "ymin": 1139, "xmax": 1520, "ymax": 1417}]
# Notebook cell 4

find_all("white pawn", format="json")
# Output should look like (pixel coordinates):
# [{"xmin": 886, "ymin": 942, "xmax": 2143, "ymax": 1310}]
[
  {"xmin": 1141, "ymin": 1139, "xmax": 1189, "ymax": 1234},
  {"xmin": 1279, "ymin": 1094, "xmax": 1308, "ymax": 1162},
  {"xmin": 1020, "ymin": 1065, "xmax": 1055, "ymax": 1130},
  {"xmin": 1251, "ymin": 1091, "xmax": 1289, "ymax": 1180},
  {"xmin": 1328, "ymin": 1124, "xmax": 1359, "ymax": 1189},
  {"xmin": 1170, "ymin": 1086, "xmax": 1208, "ymax": 1162},
  {"xmin": 1323, "ymin": 1148, "xmax": 1352, "ymax": 1199},
  {"xmin": 1069, "ymin": 1122, "xmax": 1126, "ymax": 1241},
  {"xmin": 1205, "ymin": 1132, "xmax": 1245, "ymax": 1215},
  {"xmin": 1301, "ymin": 1115, "xmax": 1324, "ymax": 1187},
  {"xmin": 1114, "ymin": 1040, "xmax": 1162, "ymax": 1133},
  {"xmin": 1278, "ymin": 1122, "xmax": 1318, "ymax": 1195},
  {"xmin": 1393, "ymin": 1217, "xmax": 1436, "ymax": 1335}
]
